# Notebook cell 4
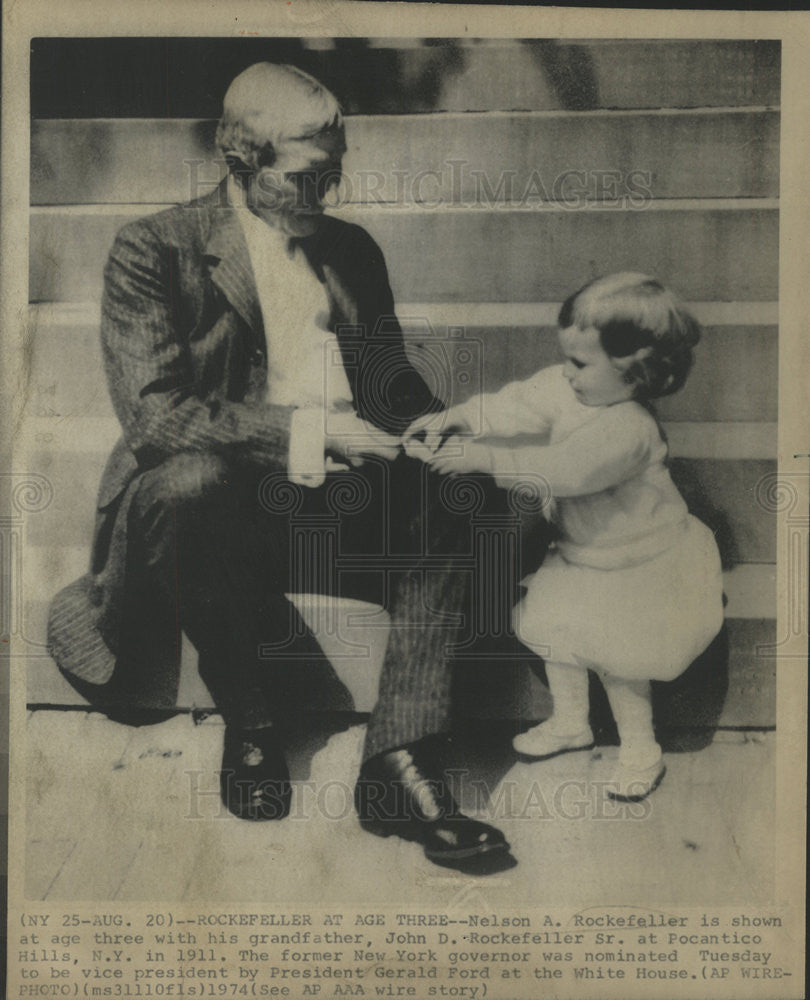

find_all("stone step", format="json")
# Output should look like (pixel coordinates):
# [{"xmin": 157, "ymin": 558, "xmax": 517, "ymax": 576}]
[
  {"xmin": 15, "ymin": 409, "xmax": 779, "ymax": 461},
  {"xmin": 19, "ymin": 544, "xmax": 776, "ymax": 628},
  {"xmin": 20, "ymin": 544, "xmax": 776, "ymax": 728},
  {"xmin": 30, "ymin": 38, "xmax": 780, "ymax": 118},
  {"xmin": 16, "ymin": 431, "xmax": 777, "ymax": 561},
  {"xmin": 31, "ymin": 109, "xmax": 779, "ymax": 206},
  {"xmin": 20, "ymin": 308, "xmax": 777, "ymax": 424},
  {"xmin": 22, "ymin": 607, "xmax": 777, "ymax": 729},
  {"xmin": 30, "ymin": 202, "xmax": 779, "ymax": 304}
]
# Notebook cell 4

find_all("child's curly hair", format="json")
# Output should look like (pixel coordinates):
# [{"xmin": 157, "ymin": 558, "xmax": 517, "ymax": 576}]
[{"xmin": 558, "ymin": 272, "xmax": 701, "ymax": 400}]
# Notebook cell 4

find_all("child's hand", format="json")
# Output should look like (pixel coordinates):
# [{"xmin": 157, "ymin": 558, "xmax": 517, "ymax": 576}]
[
  {"xmin": 403, "ymin": 405, "xmax": 474, "ymax": 453},
  {"xmin": 425, "ymin": 438, "xmax": 492, "ymax": 476},
  {"xmin": 402, "ymin": 437, "xmax": 435, "ymax": 464}
]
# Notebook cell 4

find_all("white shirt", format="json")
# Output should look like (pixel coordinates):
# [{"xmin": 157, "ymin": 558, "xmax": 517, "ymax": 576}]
[{"xmin": 231, "ymin": 177, "xmax": 354, "ymax": 485}]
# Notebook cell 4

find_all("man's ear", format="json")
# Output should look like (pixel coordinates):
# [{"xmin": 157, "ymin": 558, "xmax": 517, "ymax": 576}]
[{"xmin": 224, "ymin": 153, "xmax": 253, "ymax": 185}]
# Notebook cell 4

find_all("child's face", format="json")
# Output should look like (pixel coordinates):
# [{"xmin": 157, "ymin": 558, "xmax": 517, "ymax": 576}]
[{"xmin": 558, "ymin": 325, "xmax": 636, "ymax": 407}]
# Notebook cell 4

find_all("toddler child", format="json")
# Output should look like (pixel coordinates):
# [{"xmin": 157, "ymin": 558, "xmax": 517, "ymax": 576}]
[{"xmin": 407, "ymin": 272, "xmax": 725, "ymax": 801}]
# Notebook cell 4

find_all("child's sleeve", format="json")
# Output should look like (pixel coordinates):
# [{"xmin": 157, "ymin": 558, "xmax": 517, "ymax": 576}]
[
  {"xmin": 486, "ymin": 404, "xmax": 655, "ymax": 496},
  {"xmin": 452, "ymin": 366, "xmax": 563, "ymax": 438}
]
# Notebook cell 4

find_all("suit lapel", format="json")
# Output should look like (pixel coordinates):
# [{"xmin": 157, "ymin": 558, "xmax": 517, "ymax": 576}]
[
  {"xmin": 297, "ymin": 221, "xmax": 359, "ymax": 331},
  {"xmin": 322, "ymin": 264, "xmax": 359, "ymax": 331},
  {"xmin": 204, "ymin": 192, "xmax": 265, "ymax": 339}
]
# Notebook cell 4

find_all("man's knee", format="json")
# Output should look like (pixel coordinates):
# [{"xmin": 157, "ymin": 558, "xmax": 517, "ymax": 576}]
[{"xmin": 130, "ymin": 452, "xmax": 233, "ymax": 534}]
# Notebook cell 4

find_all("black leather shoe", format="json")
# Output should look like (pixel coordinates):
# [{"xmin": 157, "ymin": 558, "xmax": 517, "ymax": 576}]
[
  {"xmin": 355, "ymin": 742, "xmax": 509, "ymax": 865},
  {"xmin": 220, "ymin": 726, "xmax": 291, "ymax": 821}
]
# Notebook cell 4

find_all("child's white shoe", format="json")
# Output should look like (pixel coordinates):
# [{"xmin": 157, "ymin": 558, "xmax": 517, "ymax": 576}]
[
  {"xmin": 606, "ymin": 755, "xmax": 666, "ymax": 802},
  {"xmin": 512, "ymin": 722, "xmax": 594, "ymax": 760}
]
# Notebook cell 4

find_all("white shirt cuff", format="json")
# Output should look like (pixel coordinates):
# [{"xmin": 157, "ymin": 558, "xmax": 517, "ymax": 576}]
[
  {"xmin": 454, "ymin": 395, "xmax": 489, "ymax": 436},
  {"xmin": 288, "ymin": 407, "xmax": 327, "ymax": 488}
]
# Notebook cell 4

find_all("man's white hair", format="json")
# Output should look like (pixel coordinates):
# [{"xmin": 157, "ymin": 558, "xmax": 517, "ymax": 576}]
[{"xmin": 216, "ymin": 62, "xmax": 342, "ymax": 169}]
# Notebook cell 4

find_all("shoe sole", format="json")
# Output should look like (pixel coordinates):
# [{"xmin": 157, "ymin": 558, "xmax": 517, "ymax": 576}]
[
  {"xmin": 424, "ymin": 840, "xmax": 511, "ymax": 862},
  {"xmin": 359, "ymin": 819, "xmax": 510, "ymax": 861},
  {"xmin": 227, "ymin": 805, "xmax": 292, "ymax": 821},
  {"xmin": 224, "ymin": 799, "xmax": 293, "ymax": 821},
  {"xmin": 606, "ymin": 764, "xmax": 667, "ymax": 803},
  {"xmin": 514, "ymin": 741, "xmax": 595, "ymax": 763}
]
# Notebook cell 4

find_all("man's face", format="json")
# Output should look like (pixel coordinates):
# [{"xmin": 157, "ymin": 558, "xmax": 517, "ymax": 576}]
[{"xmin": 244, "ymin": 127, "xmax": 346, "ymax": 237}]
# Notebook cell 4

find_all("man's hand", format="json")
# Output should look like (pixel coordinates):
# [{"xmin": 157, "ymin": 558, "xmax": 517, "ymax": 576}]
[
  {"xmin": 403, "ymin": 404, "xmax": 475, "ymax": 453},
  {"xmin": 324, "ymin": 410, "xmax": 402, "ymax": 464},
  {"xmin": 423, "ymin": 438, "xmax": 493, "ymax": 477}
]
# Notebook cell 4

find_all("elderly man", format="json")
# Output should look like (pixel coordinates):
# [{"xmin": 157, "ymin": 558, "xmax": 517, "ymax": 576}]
[{"xmin": 48, "ymin": 63, "xmax": 509, "ymax": 867}]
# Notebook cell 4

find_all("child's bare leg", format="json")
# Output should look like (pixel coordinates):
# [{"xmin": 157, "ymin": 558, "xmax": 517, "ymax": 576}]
[
  {"xmin": 600, "ymin": 673, "xmax": 665, "ymax": 800},
  {"xmin": 513, "ymin": 662, "xmax": 594, "ymax": 758}
]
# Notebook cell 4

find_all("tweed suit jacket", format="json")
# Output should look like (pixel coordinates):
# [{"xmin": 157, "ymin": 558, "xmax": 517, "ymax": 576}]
[{"xmin": 47, "ymin": 182, "xmax": 439, "ymax": 702}]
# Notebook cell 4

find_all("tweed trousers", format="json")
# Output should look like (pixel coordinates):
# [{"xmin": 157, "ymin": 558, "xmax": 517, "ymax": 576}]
[{"xmin": 109, "ymin": 448, "xmax": 486, "ymax": 761}]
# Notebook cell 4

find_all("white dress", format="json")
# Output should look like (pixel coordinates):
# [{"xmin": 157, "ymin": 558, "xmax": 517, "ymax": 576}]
[{"xmin": 455, "ymin": 365, "xmax": 724, "ymax": 682}]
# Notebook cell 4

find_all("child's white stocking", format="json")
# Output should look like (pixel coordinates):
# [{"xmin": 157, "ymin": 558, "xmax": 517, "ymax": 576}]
[
  {"xmin": 600, "ymin": 673, "xmax": 661, "ymax": 768},
  {"xmin": 545, "ymin": 662, "xmax": 590, "ymax": 734}
]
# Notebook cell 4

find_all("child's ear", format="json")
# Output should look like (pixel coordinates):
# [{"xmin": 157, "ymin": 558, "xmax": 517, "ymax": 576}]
[
  {"xmin": 618, "ymin": 347, "xmax": 653, "ymax": 389},
  {"xmin": 629, "ymin": 346, "xmax": 653, "ymax": 365},
  {"xmin": 615, "ymin": 346, "xmax": 651, "ymax": 373}
]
